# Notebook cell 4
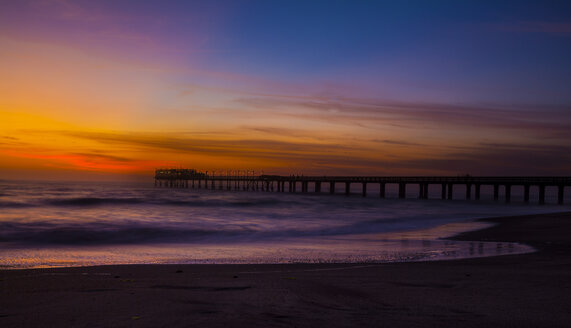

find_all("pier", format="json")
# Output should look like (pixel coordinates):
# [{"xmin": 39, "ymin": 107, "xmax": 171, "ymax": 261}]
[{"xmin": 154, "ymin": 169, "xmax": 571, "ymax": 204}]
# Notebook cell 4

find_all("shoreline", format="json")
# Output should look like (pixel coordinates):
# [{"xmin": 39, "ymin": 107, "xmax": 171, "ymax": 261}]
[
  {"xmin": 1, "ymin": 211, "xmax": 571, "ymax": 327},
  {"xmin": 0, "ymin": 212, "xmax": 540, "ymax": 270},
  {"xmin": 449, "ymin": 211, "xmax": 571, "ymax": 254}
]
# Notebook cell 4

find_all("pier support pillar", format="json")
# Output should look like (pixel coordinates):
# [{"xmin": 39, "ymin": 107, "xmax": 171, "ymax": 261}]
[
  {"xmin": 441, "ymin": 184, "xmax": 446, "ymax": 199},
  {"xmin": 345, "ymin": 182, "xmax": 351, "ymax": 196},
  {"xmin": 558, "ymin": 185, "xmax": 564, "ymax": 205},
  {"xmin": 362, "ymin": 182, "xmax": 367, "ymax": 197},
  {"xmin": 505, "ymin": 184, "xmax": 511, "ymax": 203},
  {"xmin": 466, "ymin": 183, "xmax": 472, "ymax": 200},
  {"xmin": 418, "ymin": 183, "xmax": 428, "ymax": 199},
  {"xmin": 302, "ymin": 181, "xmax": 308, "ymax": 192},
  {"xmin": 380, "ymin": 183, "xmax": 386, "ymax": 198},
  {"xmin": 475, "ymin": 184, "xmax": 481, "ymax": 200},
  {"xmin": 524, "ymin": 185, "xmax": 530, "ymax": 203},
  {"xmin": 399, "ymin": 183, "xmax": 406, "ymax": 199},
  {"xmin": 447, "ymin": 184, "xmax": 453, "ymax": 200},
  {"xmin": 315, "ymin": 182, "xmax": 321, "ymax": 193},
  {"xmin": 330, "ymin": 182, "xmax": 335, "ymax": 194},
  {"xmin": 539, "ymin": 185, "xmax": 545, "ymax": 204},
  {"xmin": 493, "ymin": 184, "xmax": 499, "ymax": 201}
]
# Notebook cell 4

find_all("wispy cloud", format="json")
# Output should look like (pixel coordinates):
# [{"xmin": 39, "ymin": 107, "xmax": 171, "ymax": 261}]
[
  {"xmin": 55, "ymin": 131, "xmax": 351, "ymax": 155},
  {"xmin": 399, "ymin": 142, "xmax": 571, "ymax": 175},
  {"xmin": 28, "ymin": 129, "xmax": 567, "ymax": 175},
  {"xmin": 71, "ymin": 152, "xmax": 134, "ymax": 163},
  {"xmin": 235, "ymin": 95, "xmax": 571, "ymax": 139},
  {"xmin": 492, "ymin": 21, "xmax": 571, "ymax": 36},
  {"xmin": 371, "ymin": 139, "xmax": 426, "ymax": 147},
  {"xmin": 1, "ymin": 149, "xmax": 158, "ymax": 172}
]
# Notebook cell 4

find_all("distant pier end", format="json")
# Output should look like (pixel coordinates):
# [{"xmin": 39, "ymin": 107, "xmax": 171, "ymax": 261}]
[{"xmin": 154, "ymin": 169, "xmax": 571, "ymax": 205}]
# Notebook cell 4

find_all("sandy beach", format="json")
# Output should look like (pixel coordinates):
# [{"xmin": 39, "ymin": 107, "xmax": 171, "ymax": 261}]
[{"xmin": 1, "ymin": 211, "xmax": 571, "ymax": 327}]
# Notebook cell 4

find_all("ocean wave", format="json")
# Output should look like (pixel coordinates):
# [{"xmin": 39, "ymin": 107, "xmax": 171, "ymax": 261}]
[
  {"xmin": 156, "ymin": 198, "xmax": 293, "ymax": 208},
  {"xmin": 38, "ymin": 195, "xmax": 295, "ymax": 208},
  {"xmin": 0, "ymin": 222, "xmax": 254, "ymax": 245},
  {"xmin": 1, "ymin": 197, "xmax": 290, "ymax": 209},
  {"xmin": 0, "ymin": 201, "xmax": 35, "ymax": 208},
  {"xmin": 0, "ymin": 217, "xmax": 394, "ymax": 246},
  {"xmin": 0, "ymin": 218, "xmax": 401, "ymax": 246},
  {"xmin": 46, "ymin": 197, "xmax": 145, "ymax": 206}
]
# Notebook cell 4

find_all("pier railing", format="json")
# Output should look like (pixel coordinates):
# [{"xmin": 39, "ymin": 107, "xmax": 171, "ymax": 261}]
[{"xmin": 154, "ymin": 169, "xmax": 571, "ymax": 204}]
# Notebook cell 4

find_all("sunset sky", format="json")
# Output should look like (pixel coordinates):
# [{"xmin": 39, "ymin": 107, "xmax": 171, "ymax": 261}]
[{"xmin": 1, "ymin": 0, "xmax": 570, "ymax": 180}]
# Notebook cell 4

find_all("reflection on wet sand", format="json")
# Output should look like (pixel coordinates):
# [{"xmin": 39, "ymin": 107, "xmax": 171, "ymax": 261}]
[{"xmin": 0, "ymin": 220, "xmax": 534, "ymax": 269}]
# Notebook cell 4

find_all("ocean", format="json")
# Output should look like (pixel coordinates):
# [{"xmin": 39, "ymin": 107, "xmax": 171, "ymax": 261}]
[{"xmin": 0, "ymin": 180, "xmax": 568, "ymax": 269}]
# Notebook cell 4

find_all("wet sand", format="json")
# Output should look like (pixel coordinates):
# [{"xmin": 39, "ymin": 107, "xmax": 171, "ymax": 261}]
[{"xmin": 1, "ymin": 212, "xmax": 571, "ymax": 327}]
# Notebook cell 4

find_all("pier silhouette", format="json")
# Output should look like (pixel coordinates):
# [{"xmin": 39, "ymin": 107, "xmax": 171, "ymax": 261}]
[{"xmin": 155, "ymin": 169, "xmax": 571, "ymax": 204}]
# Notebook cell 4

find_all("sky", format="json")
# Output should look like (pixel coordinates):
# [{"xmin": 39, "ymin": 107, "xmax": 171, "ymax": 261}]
[{"xmin": 1, "ymin": 0, "xmax": 570, "ymax": 180}]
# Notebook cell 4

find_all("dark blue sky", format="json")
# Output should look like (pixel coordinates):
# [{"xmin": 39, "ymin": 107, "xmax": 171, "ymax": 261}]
[{"xmin": 202, "ymin": 0, "xmax": 571, "ymax": 104}]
